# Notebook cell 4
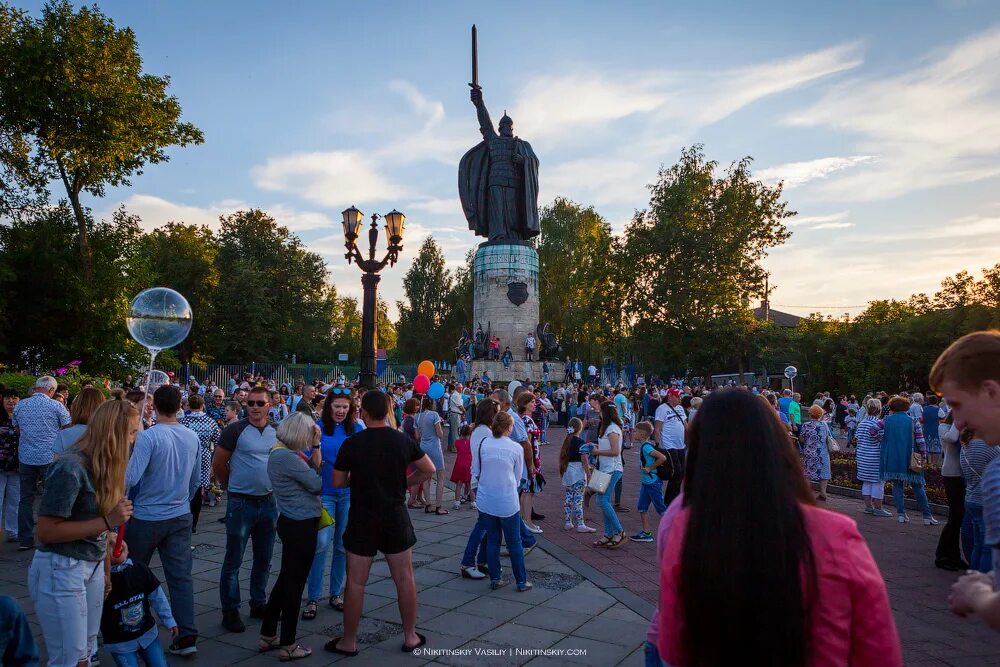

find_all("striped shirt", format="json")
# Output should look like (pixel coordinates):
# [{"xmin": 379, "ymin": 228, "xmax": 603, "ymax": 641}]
[
  {"xmin": 960, "ymin": 440, "xmax": 1000, "ymax": 505},
  {"xmin": 854, "ymin": 417, "xmax": 883, "ymax": 483},
  {"xmin": 980, "ymin": 457, "xmax": 1000, "ymax": 588}
]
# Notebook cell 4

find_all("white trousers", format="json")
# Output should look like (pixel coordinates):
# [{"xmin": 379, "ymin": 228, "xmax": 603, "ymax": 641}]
[
  {"xmin": 862, "ymin": 481, "xmax": 885, "ymax": 500},
  {"xmin": 28, "ymin": 550, "xmax": 104, "ymax": 667},
  {"xmin": 0, "ymin": 471, "xmax": 18, "ymax": 535}
]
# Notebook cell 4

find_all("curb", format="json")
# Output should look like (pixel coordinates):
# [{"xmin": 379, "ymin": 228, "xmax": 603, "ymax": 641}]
[{"xmin": 538, "ymin": 536, "xmax": 656, "ymax": 621}]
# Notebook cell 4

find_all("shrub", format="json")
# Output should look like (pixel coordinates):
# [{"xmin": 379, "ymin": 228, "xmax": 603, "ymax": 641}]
[
  {"xmin": 0, "ymin": 373, "xmax": 36, "ymax": 397},
  {"xmin": 828, "ymin": 451, "xmax": 946, "ymax": 505}
]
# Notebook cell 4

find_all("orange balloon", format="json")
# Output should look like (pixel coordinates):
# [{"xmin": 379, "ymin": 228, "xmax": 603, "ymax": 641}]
[{"xmin": 417, "ymin": 360, "xmax": 435, "ymax": 378}]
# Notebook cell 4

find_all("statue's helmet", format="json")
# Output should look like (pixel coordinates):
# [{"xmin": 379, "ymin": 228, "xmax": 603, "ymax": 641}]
[{"xmin": 499, "ymin": 110, "xmax": 513, "ymax": 135}]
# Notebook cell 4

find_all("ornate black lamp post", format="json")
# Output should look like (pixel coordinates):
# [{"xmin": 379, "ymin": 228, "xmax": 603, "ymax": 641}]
[{"xmin": 341, "ymin": 205, "xmax": 406, "ymax": 389}]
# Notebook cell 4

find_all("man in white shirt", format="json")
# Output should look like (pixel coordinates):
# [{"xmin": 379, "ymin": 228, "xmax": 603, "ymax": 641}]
[
  {"xmin": 587, "ymin": 364, "xmax": 598, "ymax": 386},
  {"xmin": 524, "ymin": 333, "xmax": 536, "ymax": 361},
  {"xmin": 447, "ymin": 383, "xmax": 465, "ymax": 453},
  {"xmin": 653, "ymin": 388, "xmax": 687, "ymax": 506}
]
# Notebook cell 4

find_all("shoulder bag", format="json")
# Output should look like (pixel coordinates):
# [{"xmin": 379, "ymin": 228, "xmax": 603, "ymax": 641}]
[{"xmin": 587, "ymin": 467, "xmax": 611, "ymax": 494}]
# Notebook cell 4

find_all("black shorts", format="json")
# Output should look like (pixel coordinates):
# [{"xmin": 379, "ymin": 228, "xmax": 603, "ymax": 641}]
[{"xmin": 343, "ymin": 508, "xmax": 416, "ymax": 558}]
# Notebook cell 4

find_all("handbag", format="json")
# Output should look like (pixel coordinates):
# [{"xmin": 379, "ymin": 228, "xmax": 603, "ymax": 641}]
[
  {"xmin": 824, "ymin": 423, "xmax": 840, "ymax": 453},
  {"xmin": 587, "ymin": 467, "xmax": 612, "ymax": 494},
  {"xmin": 318, "ymin": 507, "xmax": 335, "ymax": 529},
  {"xmin": 909, "ymin": 451, "xmax": 923, "ymax": 473}
]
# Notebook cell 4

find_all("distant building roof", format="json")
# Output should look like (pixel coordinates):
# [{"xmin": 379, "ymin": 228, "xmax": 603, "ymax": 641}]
[{"xmin": 753, "ymin": 301, "xmax": 801, "ymax": 328}]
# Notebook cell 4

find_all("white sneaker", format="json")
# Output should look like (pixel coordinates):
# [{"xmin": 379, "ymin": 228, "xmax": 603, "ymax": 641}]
[
  {"xmin": 576, "ymin": 524, "xmax": 597, "ymax": 533},
  {"xmin": 527, "ymin": 525, "xmax": 543, "ymax": 534},
  {"xmin": 898, "ymin": 514, "xmax": 909, "ymax": 523},
  {"xmin": 564, "ymin": 522, "xmax": 574, "ymax": 530},
  {"xmin": 924, "ymin": 516, "xmax": 940, "ymax": 526},
  {"xmin": 453, "ymin": 501, "xmax": 462, "ymax": 510}
]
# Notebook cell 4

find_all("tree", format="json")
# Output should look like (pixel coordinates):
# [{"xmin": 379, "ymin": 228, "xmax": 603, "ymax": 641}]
[
  {"xmin": 212, "ymin": 209, "xmax": 338, "ymax": 362},
  {"xmin": 536, "ymin": 198, "xmax": 619, "ymax": 361},
  {"xmin": 620, "ymin": 146, "xmax": 793, "ymax": 374},
  {"xmin": 0, "ymin": 1, "xmax": 203, "ymax": 272},
  {"xmin": 0, "ymin": 204, "xmax": 151, "ymax": 373},
  {"xmin": 142, "ymin": 222, "xmax": 219, "ymax": 364},
  {"xmin": 396, "ymin": 236, "xmax": 453, "ymax": 361}
]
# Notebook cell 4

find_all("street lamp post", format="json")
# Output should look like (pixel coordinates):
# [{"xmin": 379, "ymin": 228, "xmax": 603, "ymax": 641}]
[{"xmin": 341, "ymin": 205, "xmax": 406, "ymax": 389}]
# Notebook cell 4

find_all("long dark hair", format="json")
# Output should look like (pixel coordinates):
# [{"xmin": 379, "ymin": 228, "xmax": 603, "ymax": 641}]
[
  {"xmin": 598, "ymin": 401, "xmax": 622, "ymax": 436},
  {"xmin": 321, "ymin": 392, "xmax": 358, "ymax": 436},
  {"xmin": 679, "ymin": 390, "xmax": 817, "ymax": 666},
  {"xmin": 474, "ymin": 399, "xmax": 499, "ymax": 428}
]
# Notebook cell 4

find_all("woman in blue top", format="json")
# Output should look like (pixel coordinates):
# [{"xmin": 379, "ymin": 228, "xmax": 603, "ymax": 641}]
[{"xmin": 302, "ymin": 386, "xmax": 362, "ymax": 619}]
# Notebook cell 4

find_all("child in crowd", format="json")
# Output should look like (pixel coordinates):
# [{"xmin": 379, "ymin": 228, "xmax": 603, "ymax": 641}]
[
  {"xmin": 100, "ymin": 535, "xmax": 177, "ymax": 667},
  {"xmin": 845, "ymin": 408, "xmax": 859, "ymax": 448},
  {"xmin": 631, "ymin": 421, "xmax": 667, "ymax": 543},
  {"xmin": 451, "ymin": 424, "xmax": 475, "ymax": 510},
  {"xmin": 560, "ymin": 418, "xmax": 596, "ymax": 533}
]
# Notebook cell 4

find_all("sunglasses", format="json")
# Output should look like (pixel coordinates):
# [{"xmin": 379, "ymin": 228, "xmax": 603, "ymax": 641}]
[
  {"xmin": 330, "ymin": 387, "xmax": 352, "ymax": 396},
  {"xmin": 246, "ymin": 400, "xmax": 268, "ymax": 407}
]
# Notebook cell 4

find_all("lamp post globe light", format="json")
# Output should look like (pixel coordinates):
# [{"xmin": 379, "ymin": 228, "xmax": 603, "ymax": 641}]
[{"xmin": 341, "ymin": 205, "xmax": 406, "ymax": 389}]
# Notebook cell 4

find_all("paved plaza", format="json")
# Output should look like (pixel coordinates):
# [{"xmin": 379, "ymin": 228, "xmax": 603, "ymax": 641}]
[{"xmin": 1, "ymin": 433, "xmax": 1000, "ymax": 665}]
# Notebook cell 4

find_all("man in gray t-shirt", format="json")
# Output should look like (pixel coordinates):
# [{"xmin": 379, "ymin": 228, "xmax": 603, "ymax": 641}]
[{"xmin": 212, "ymin": 386, "xmax": 278, "ymax": 633}]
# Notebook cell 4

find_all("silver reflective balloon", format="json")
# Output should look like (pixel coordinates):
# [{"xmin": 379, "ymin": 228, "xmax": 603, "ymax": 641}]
[{"xmin": 127, "ymin": 288, "xmax": 193, "ymax": 352}]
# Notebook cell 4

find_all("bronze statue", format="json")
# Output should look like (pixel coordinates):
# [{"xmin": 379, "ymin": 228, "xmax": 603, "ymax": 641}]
[
  {"xmin": 536, "ymin": 322, "xmax": 563, "ymax": 361},
  {"xmin": 458, "ymin": 25, "xmax": 540, "ymax": 244}
]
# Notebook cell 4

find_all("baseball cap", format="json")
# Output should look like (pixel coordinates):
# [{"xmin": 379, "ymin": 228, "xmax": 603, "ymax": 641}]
[{"xmin": 667, "ymin": 388, "xmax": 682, "ymax": 398}]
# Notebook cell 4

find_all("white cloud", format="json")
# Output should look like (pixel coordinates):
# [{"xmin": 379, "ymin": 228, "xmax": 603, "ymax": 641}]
[
  {"xmin": 811, "ymin": 221, "xmax": 855, "ymax": 230},
  {"xmin": 786, "ymin": 27, "xmax": 1000, "ymax": 200},
  {"xmin": 757, "ymin": 156, "xmax": 877, "ymax": 187},
  {"xmin": 786, "ymin": 211, "xmax": 849, "ymax": 227},
  {"xmin": 251, "ymin": 150, "xmax": 405, "ymax": 207}
]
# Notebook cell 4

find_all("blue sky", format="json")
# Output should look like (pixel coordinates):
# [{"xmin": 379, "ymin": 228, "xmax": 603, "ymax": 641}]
[{"xmin": 23, "ymin": 0, "xmax": 1000, "ymax": 318}]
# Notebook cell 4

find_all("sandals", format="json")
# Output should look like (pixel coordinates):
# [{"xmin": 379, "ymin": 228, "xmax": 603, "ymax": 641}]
[
  {"xmin": 606, "ymin": 532, "xmax": 628, "ymax": 550},
  {"xmin": 279, "ymin": 644, "xmax": 312, "ymax": 661},
  {"xmin": 435, "ymin": 507, "xmax": 450, "ymax": 515},
  {"xmin": 424, "ymin": 504, "xmax": 434, "ymax": 513},
  {"xmin": 329, "ymin": 596, "xmax": 345, "ymax": 612},
  {"xmin": 300, "ymin": 600, "xmax": 318, "ymax": 621},
  {"xmin": 592, "ymin": 536, "xmax": 612, "ymax": 548},
  {"xmin": 324, "ymin": 636, "xmax": 359, "ymax": 657},
  {"xmin": 258, "ymin": 635, "xmax": 281, "ymax": 653}
]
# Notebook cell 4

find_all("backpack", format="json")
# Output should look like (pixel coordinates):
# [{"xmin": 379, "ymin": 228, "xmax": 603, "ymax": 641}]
[{"xmin": 641, "ymin": 442, "xmax": 672, "ymax": 481}]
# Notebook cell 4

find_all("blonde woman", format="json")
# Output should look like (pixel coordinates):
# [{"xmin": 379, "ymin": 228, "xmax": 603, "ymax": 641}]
[
  {"xmin": 260, "ymin": 413, "xmax": 323, "ymax": 661},
  {"xmin": 53, "ymin": 386, "xmax": 106, "ymax": 456},
  {"xmin": 29, "ymin": 400, "xmax": 137, "ymax": 667}
]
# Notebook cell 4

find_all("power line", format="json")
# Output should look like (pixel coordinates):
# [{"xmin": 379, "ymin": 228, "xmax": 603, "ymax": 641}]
[{"xmin": 771, "ymin": 304, "xmax": 866, "ymax": 309}]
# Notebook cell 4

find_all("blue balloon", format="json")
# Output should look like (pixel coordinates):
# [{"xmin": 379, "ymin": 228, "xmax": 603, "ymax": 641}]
[{"xmin": 427, "ymin": 382, "xmax": 446, "ymax": 400}]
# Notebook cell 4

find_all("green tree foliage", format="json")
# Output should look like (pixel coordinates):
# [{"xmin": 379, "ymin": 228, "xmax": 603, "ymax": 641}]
[
  {"xmin": 211, "ymin": 210, "xmax": 339, "ymax": 363},
  {"xmin": 619, "ymin": 146, "xmax": 793, "ymax": 373},
  {"xmin": 0, "ymin": 1, "xmax": 203, "ymax": 270},
  {"xmin": 396, "ymin": 236, "xmax": 453, "ymax": 361},
  {"xmin": 142, "ymin": 222, "xmax": 219, "ymax": 364},
  {"xmin": 0, "ymin": 204, "xmax": 151, "ymax": 373},
  {"xmin": 536, "ymin": 198, "xmax": 621, "ymax": 361}
]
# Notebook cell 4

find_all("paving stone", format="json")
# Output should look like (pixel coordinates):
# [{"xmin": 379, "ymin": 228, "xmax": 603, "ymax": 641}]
[
  {"xmin": 350, "ymin": 646, "xmax": 430, "ymax": 666},
  {"xmin": 412, "ymin": 541, "xmax": 460, "ymax": 557},
  {"xmin": 547, "ymin": 636, "xmax": 632, "ymax": 666},
  {"xmin": 597, "ymin": 604, "xmax": 648, "ymax": 624},
  {"xmin": 541, "ymin": 586, "xmax": 616, "ymax": 616},
  {"xmin": 453, "ymin": 596, "xmax": 533, "ymax": 622},
  {"xmin": 419, "ymin": 609, "xmax": 505, "ymax": 639},
  {"xmin": 364, "ymin": 600, "xmax": 450, "ymax": 625},
  {"xmin": 571, "ymin": 616, "xmax": 647, "ymax": 647},
  {"xmin": 514, "ymin": 606, "xmax": 589, "ymax": 634},
  {"xmin": 375, "ymin": 628, "xmax": 466, "ymax": 653},
  {"xmin": 480, "ymin": 622, "xmax": 566, "ymax": 649},
  {"xmin": 413, "ymin": 565, "xmax": 459, "ymax": 588},
  {"xmin": 415, "ymin": 585, "xmax": 481, "ymax": 610},
  {"xmin": 433, "ymin": 640, "xmax": 530, "ymax": 667}
]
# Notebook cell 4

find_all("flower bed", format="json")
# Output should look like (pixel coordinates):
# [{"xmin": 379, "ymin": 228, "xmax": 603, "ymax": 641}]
[{"xmin": 830, "ymin": 451, "xmax": 946, "ymax": 506}]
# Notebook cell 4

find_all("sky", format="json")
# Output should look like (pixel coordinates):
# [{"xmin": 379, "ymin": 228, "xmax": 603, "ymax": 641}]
[{"xmin": 21, "ymin": 0, "xmax": 1000, "ymax": 319}]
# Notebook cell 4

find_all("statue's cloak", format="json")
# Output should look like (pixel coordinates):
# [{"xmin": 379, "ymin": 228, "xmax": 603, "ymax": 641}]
[{"xmin": 458, "ymin": 137, "xmax": 540, "ymax": 240}]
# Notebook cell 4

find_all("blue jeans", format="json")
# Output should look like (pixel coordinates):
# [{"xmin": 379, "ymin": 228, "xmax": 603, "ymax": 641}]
[
  {"xmin": 638, "ymin": 481, "xmax": 666, "ymax": 514},
  {"xmin": 645, "ymin": 641, "xmax": 666, "ymax": 667},
  {"xmin": 0, "ymin": 594, "xmax": 38, "ymax": 666},
  {"xmin": 306, "ymin": 494, "xmax": 350, "ymax": 600},
  {"xmin": 597, "ymin": 470, "xmax": 624, "ymax": 536},
  {"xmin": 17, "ymin": 462, "xmax": 49, "ymax": 547},
  {"xmin": 460, "ymin": 517, "xmax": 488, "ymax": 569},
  {"xmin": 126, "ymin": 515, "xmax": 197, "ymax": 640},
  {"xmin": 482, "ymin": 512, "xmax": 527, "ymax": 586},
  {"xmin": 965, "ymin": 502, "xmax": 990, "ymax": 572},
  {"xmin": 220, "ymin": 495, "xmax": 277, "ymax": 611},
  {"xmin": 891, "ymin": 480, "xmax": 932, "ymax": 518},
  {"xmin": 110, "ymin": 641, "xmax": 168, "ymax": 667}
]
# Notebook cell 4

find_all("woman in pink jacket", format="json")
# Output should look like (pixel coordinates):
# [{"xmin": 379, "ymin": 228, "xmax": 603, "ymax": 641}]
[{"xmin": 657, "ymin": 390, "xmax": 902, "ymax": 667}]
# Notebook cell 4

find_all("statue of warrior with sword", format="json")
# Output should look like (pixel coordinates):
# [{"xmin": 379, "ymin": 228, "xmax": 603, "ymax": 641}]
[{"xmin": 458, "ymin": 25, "xmax": 541, "ymax": 244}]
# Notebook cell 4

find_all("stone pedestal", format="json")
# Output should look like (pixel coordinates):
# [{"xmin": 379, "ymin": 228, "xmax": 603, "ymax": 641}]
[
  {"xmin": 468, "ymin": 360, "xmax": 550, "ymax": 384},
  {"xmin": 473, "ymin": 244, "xmax": 538, "ymax": 356}
]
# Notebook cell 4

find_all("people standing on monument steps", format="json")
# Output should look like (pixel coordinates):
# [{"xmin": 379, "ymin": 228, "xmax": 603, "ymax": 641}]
[{"xmin": 213, "ymin": 385, "xmax": 278, "ymax": 633}]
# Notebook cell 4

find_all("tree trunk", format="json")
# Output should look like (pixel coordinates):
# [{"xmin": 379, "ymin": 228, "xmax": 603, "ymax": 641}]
[{"xmin": 56, "ymin": 158, "xmax": 92, "ymax": 278}]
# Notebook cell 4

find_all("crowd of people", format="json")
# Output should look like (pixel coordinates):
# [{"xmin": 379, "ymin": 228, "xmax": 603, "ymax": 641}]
[{"xmin": 1, "ymin": 330, "xmax": 1000, "ymax": 665}]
